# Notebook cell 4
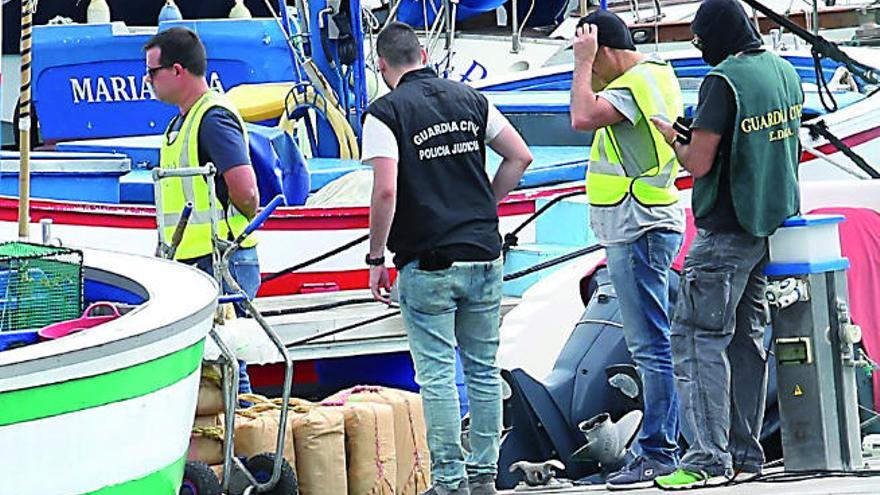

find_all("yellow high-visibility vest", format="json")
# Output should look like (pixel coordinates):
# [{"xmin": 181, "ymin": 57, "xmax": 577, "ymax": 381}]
[
  {"xmin": 159, "ymin": 91, "xmax": 257, "ymax": 260},
  {"xmin": 586, "ymin": 60, "xmax": 683, "ymax": 207}
]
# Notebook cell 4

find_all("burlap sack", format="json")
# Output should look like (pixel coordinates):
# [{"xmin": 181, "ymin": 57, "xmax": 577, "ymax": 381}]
[
  {"xmin": 196, "ymin": 365, "xmax": 225, "ymax": 415},
  {"xmin": 327, "ymin": 387, "xmax": 431, "ymax": 495},
  {"xmin": 191, "ymin": 394, "xmax": 297, "ymax": 469},
  {"xmin": 280, "ymin": 400, "xmax": 348, "ymax": 495},
  {"xmin": 322, "ymin": 399, "xmax": 397, "ymax": 495},
  {"xmin": 229, "ymin": 394, "xmax": 296, "ymax": 468},
  {"xmin": 189, "ymin": 414, "xmax": 224, "ymax": 465}
]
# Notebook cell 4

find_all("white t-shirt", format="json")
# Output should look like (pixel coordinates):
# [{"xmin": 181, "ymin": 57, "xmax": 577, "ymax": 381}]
[{"xmin": 360, "ymin": 103, "xmax": 510, "ymax": 162}]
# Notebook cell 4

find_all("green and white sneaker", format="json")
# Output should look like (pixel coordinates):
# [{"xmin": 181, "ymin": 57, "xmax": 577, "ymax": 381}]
[{"xmin": 654, "ymin": 468, "xmax": 729, "ymax": 490}]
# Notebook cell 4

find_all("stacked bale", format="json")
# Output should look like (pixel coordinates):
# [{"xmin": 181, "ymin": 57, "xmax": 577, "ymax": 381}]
[
  {"xmin": 327, "ymin": 386, "xmax": 431, "ymax": 495},
  {"xmin": 321, "ymin": 397, "xmax": 397, "ymax": 494},
  {"xmin": 189, "ymin": 365, "xmax": 226, "ymax": 465}
]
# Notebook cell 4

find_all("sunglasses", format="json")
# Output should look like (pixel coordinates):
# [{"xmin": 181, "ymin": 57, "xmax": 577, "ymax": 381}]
[
  {"xmin": 146, "ymin": 64, "xmax": 174, "ymax": 78},
  {"xmin": 691, "ymin": 35, "xmax": 703, "ymax": 51}
]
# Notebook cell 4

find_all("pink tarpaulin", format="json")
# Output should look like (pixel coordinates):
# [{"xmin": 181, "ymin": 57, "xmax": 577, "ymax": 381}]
[
  {"xmin": 591, "ymin": 207, "xmax": 878, "ymax": 408},
  {"xmin": 673, "ymin": 208, "xmax": 879, "ymax": 408},
  {"xmin": 811, "ymin": 207, "xmax": 880, "ymax": 410}
]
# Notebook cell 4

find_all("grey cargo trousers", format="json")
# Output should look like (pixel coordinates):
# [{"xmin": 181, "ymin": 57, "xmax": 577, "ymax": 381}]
[{"xmin": 671, "ymin": 229, "xmax": 770, "ymax": 477}]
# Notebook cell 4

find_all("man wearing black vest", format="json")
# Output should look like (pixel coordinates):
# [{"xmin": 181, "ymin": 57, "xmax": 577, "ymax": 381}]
[
  {"xmin": 362, "ymin": 22, "xmax": 533, "ymax": 495},
  {"xmin": 651, "ymin": 0, "xmax": 802, "ymax": 489}
]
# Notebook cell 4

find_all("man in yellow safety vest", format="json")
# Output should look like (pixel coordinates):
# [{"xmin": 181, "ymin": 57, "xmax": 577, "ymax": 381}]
[
  {"xmin": 569, "ymin": 10, "xmax": 685, "ymax": 490},
  {"xmin": 145, "ymin": 27, "xmax": 261, "ymax": 395}
]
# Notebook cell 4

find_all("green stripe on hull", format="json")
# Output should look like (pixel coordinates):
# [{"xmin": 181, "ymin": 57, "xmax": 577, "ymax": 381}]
[
  {"xmin": 0, "ymin": 340, "xmax": 204, "ymax": 426},
  {"xmin": 89, "ymin": 454, "xmax": 185, "ymax": 494}
]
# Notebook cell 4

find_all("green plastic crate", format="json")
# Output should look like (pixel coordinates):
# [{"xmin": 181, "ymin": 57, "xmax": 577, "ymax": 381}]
[{"xmin": 0, "ymin": 242, "xmax": 83, "ymax": 331}]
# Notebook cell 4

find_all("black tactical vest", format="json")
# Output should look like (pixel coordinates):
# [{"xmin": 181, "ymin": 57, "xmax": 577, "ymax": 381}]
[{"xmin": 366, "ymin": 68, "xmax": 500, "ymax": 268}]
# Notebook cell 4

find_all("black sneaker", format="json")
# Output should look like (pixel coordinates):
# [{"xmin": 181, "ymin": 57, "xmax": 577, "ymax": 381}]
[
  {"xmin": 606, "ymin": 456, "xmax": 676, "ymax": 491},
  {"xmin": 420, "ymin": 481, "xmax": 470, "ymax": 495},
  {"xmin": 468, "ymin": 474, "xmax": 497, "ymax": 495}
]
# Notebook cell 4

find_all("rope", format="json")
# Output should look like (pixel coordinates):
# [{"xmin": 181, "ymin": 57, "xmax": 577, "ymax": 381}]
[
  {"xmin": 201, "ymin": 364, "xmax": 224, "ymax": 388},
  {"xmin": 258, "ymin": 297, "xmax": 376, "ymax": 317},
  {"xmin": 517, "ymin": 0, "xmax": 536, "ymax": 40},
  {"xmin": 261, "ymin": 0, "xmax": 360, "ymax": 140},
  {"xmin": 261, "ymin": 0, "xmax": 307, "ymax": 83},
  {"xmin": 261, "ymin": 233, "xmax": 368, "ymax": 283},
  {"xmin": 192, "ymin": 425, "xmax": 225, "ymax": 440},
  {"xmin": 262, "ymin": 190, "xmax": 584, "ymax": 283},
  {"xmin": 805, "ymin": 121, "xmax": 880, "ymax": 179},
  {"xmin": 800, "ymin": 140, "xmax": 868, "ymax": 179},
  {"xmin": 362, "ymin": 6, "xmax": 382, "ymax": 101},
  {"xmin": 503, "ymin": 244, "xmax": 603, "ymax": 282},
  {"xmin": 286, "ymin": 310, "xmax": 401, "ymax": 348},
  {"xmin": 239, "ymin": 393, "xmax": 273, "ymax": 406},
  {"xmin": 279, "ymin": 84, "xmax": 360, "ymax": 159},
  {"xmin": 813, "ymin": 50, "xmax": 838, "ymax": 113},
  {"xmin": 501, "ymin": 190, "xmax": 586, "ymax": 254},
  {"xmin": 401, "ymin": 391, "xmax": 430, "ymax": 491}
]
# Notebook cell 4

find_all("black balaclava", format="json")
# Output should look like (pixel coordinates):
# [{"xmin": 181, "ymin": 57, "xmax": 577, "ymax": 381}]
[{"xmin": 692, "ymin": 0, "xmax": 763, "ymax": 66}]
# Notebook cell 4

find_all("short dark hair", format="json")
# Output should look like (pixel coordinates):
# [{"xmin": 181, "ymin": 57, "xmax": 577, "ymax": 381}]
[
  {"xmin": 143, "ymin": 27, "xmax": 207, "ymax": 77},
  {"xmin": 376, "ymin": 22, "xmax": 422, "ymax": 68}
]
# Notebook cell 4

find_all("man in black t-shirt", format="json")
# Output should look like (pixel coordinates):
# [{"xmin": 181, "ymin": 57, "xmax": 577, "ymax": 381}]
[
  {"xmin": 687, "ymin": 77, "xmax": 742, "ymax": 233},
  {"xmin": 362, "ymin": 23, "xmax": 533, "ymax": 495},
  {"xmin": 651, "ymin": 0, "xmax": 802, "ymax": 488}
]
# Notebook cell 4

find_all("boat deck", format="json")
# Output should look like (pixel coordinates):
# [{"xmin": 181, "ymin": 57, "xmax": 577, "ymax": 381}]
[
  {"xmin": 211, "ymin": 290, "xmax": 521, "ymax": 362},
  {"xmin": 499, "ymin": 459, "xmax": 880, "ymax": 494}
]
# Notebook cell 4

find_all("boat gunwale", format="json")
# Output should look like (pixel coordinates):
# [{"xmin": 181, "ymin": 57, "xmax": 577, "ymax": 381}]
[
  {"xmin": 0, "ymin": 248, "xmax": 217, "ymax": 391},
  {"xmin": 0, "ymin": 183, "xmax": 586, "ymax": 229}
]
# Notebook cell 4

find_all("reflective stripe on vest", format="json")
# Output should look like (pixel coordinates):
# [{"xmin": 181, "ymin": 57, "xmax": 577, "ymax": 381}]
[
  {"xmin": 159, "ymin": 91, "xmax": 257, "ymax": 260},
  {"xmin": 586, "ymin": 61, "xmax": 683, "ymax": 207}
]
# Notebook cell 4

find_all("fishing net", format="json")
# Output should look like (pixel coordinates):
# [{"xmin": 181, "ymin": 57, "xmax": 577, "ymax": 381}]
[{"xmin": 0, "ymin": 242, "xmax": 83, "ymax": 331}]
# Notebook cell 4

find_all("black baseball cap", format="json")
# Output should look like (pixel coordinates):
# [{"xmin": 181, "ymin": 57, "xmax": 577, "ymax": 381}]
[{"xmin": 577, "ymin": 10, "xmax": 636, "ymax": 51}]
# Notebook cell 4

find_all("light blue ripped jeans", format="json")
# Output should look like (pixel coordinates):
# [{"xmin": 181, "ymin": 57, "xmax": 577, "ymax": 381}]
[{"xmin": 398, "ymin": 257, "xmax": 504, "ymax": 490}]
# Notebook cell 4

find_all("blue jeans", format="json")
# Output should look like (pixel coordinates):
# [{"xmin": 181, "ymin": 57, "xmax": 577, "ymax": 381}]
[
  {"xmin": 605, "ymin": 229, "xmax": 682, "ymax": 466},
  {"xmin": 191, "ymin": 246, "xmax": 261, "ymax": 395},
  {"xmin": 398, "ymin": 258, "xmax": 504, "ymax": 490}
]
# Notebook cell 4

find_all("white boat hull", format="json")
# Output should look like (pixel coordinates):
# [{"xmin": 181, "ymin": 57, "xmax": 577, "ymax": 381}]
[{"xmin": 0, "ymin": 249, "xmax": 217, "ymax": 494}]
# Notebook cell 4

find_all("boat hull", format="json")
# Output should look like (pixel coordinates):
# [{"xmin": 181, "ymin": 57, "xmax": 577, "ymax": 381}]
[
  {"xmin": 0, "ymin": 249, "xmax": 217, "ymax": 494},
  {"xmin": 0, "ymin": 343, "xmax": 203, "ymax": 494},
  {"xmin": 0, "ymin": 185, "xmax": 580, "ymax": 296}
]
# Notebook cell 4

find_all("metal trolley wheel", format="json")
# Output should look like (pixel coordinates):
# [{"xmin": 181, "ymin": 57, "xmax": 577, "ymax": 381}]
[
  {"xmin": 228, "ymin": 454, "xmax": 298, "ymax": 495},
  {"xmin": 180, "ymin": 461, "xmax": 222, "ymax": 495},
  {"xmin": 153, "ymin": 165, "xmax": 292, "ymax": 495}
]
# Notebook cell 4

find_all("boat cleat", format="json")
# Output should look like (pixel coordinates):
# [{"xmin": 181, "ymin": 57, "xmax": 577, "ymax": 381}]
[{"xmin": 509, "ymin": 460, "xmax": 573, "ymax": 491}]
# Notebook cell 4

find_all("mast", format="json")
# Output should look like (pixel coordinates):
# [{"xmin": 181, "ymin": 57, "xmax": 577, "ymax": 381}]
[{"xmin": 18, "ymin": 0, "xmax": 36, "ymax": 241}]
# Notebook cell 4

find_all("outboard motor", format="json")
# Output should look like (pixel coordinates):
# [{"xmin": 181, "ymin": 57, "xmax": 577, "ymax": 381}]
[
  {"xmin": 573, "ymin": 410, "xmax": 643, "ymax": 473},
  {"xmin": 498, "ymin": 266, "xmax": 783, "ymax": 489}
]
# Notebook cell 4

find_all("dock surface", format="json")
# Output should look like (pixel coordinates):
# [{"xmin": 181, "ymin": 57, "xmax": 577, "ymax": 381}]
[
  {"xmin": 231, "ymin": 290, "xmax": 520, "ymax": 361},
  {"xmin": 499, "ymin": 460, "xmax": 880, "ymax": 494}
]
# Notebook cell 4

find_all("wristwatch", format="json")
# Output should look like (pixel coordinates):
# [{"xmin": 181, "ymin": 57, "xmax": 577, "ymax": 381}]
[{"xmin": 365, "ymin": 254, "xmax": 385, "ymax": 266}]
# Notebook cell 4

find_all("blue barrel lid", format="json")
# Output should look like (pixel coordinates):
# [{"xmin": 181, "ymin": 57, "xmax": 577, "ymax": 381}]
[
  {"xmin": 765, "ymin": 257, "xmax": 850, "ymax": 276},
  {"xmin": 781, "ymin": 214, "xmax": 846, "ymax": 227}
]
